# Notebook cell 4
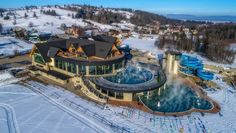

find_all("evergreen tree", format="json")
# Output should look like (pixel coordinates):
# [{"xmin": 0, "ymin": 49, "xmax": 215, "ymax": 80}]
[
  {"xmin": 13, "ymin": 19, "xmax": 16, "ymax": 25},
  {"xmin": 0, "ymin": 23, "xmax": 2, "ymax": 33},
  {"xmin": 28, "ymin": 22, "xmax": 34, "ymax": 27},
  {"xmin": 24, "ymin": 12, "xmax": 28, "ymax": 18},
  {"xmin": 60, "ymin": 23, "xmax": 67, "ymax": 30},
  {"xmin": 33, "ymin": 12, "xmax": 37, "ymax": 18},
  {"xmin": 3, "ymin": 15, "xmax": 10, "ymax": 20},
  {"xmin": 195, "ymin": 36, "xmax": 200, "ymax": 52}
]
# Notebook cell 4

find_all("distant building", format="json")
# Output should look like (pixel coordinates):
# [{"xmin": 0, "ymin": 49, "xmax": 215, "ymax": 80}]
[{"xmin": 65, "ymin": 25, "xmax": 84, "ymax": 37}]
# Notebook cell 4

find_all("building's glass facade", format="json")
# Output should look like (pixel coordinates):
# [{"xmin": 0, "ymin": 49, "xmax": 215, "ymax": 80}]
[
  {"xmin": 97, "ymin": 87, "xmax": 124, "ymax": 99},
  {"xmin": 78, "ymin": 65, "xmax": 86, "ymax": 75},
  {"xmin": 34, "ymin": 54, "xmax": 45, "ymax": 64},
  {"xmin": 116, "ymin": 92, "xmax": 124, "ymax": 99},
  {"xmin": 54, "ymin": 58, "xmax": 124, "ymax": 76},
  {"xmin": 67, "ymin": 62, "xmax": 76, "ymax": 74},
  {"xmin": 89, "ymin": 66, "xmax": 96, "ymax": 75},
  {"xmin": 55, "ymin": 59, "xmax": 67, "ymax": 71},
  {"xmin": 115, "ymin": 62, "xmax": 123, "ymax": 70}
]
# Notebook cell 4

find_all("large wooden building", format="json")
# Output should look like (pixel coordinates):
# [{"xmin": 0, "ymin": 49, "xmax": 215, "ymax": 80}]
[
  {"xmin": 31, "ymin": 35, "xmax": 126, "ymax": 77},
  {"xmin": 30, "ymin": 35, "xmax": 166, "ymax": 103}
]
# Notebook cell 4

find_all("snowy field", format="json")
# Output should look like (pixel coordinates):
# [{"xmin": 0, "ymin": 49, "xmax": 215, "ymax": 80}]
[
  {"xmin": 0, "ymin": 7, "xmax": 133, "ymax": 35},
  {"xmin": 123, "ymin": 37, "xmax": 236, "ymax": 68},
  {"xmin": 0, "ymin": 37, "xmax": 32, "ymax": 57},
  {"xmin": 0, "ymin": 71, "xmax": 111, "ymax": 133},
  {"xmin": 123, "ymin": 38, "xmax": 164, "ymax": 55},
  {"xmin": 0, "ymin": 7, "xmax": 86, "ymax": 34},
  {"xmin": 1, "ymin": 70, "xmax": 236, "ymax": 133}
]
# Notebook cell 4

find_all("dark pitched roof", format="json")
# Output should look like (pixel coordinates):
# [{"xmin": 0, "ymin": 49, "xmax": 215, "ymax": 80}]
[
  {"xmin": 92, "ymin": 35, "xmax": 116, "ymax": 44},
  {"xmin": 67, "ymin": 38, "xmax": 93, "ymax": 49},
  {"xmin": 35, "ymin": 43, "xmax": 51, "ymax": 62},
  {"xmin": 95, "ymin": 41, "xmax": 113, "ymax": 58},
  {"xmin": 67, "ymin": 38, "xmax": 113, "ymax": 58},
  {"xmin": 81, "ymin": 44, "xmax": 95, "ymax": 57},
  {"xmin": 34, "ymin": 36, "xmax": 116, "ymax": 62},
  {"xmin": 48, "ymin": 39, "xmax": 67, "ymax": 50},
  {"xmin": 35, "ymin": 39, "xmax": 66, "ymax": 62},
  {"xmin": 47, "ymin": 47, "xmax": 59, "ymax": 58}
]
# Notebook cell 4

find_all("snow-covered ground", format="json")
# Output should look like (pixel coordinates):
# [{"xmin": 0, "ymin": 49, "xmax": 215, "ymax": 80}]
[
  {"xmin": 0, "ymin": 71, "xmax": 111, "ymax": 133},
  {"xmin": 123, "ymin": 37, "xmax": 236, "ymax": 68},
  {"xmin": 123, "ymin": 37, "xmax": 164, "ymax": 55},
  {"xmin": 0, "ymin": 71, "xmax": 21, "ymax": 85},
  {"xmin": 0, "ymin": 36, "xmax": 32, "ymax": 57},
  {"xmin": 111, "ymin": 21, "xmax": 135, "ymax": 30},
  {"xmin": 108, "ymin": 9, "xmax": 134, "ymax": 19},
  {"xmin": 0, "ymin": 7, "xmax": 88, "ymax": 35},
  {"xmin": 1, "ymin": 70, "xmax": 236, "ymax": 133},
  {"xmin": 0, "ymin": 7, "xmax": 134, "ymax": 35}
]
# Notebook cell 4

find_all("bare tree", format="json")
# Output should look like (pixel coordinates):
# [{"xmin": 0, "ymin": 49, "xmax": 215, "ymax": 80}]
[
  {"xmin": 0, "ymin": 23, "xmax": 2, "ymax": 33},
  {"xmin": 33, "ymin": 12, "xmax": 37, "ymax": 18},
  {"xmin": 28, "ymin": 22, "xmax": 34, "ymax": 27},
  {"xmin": 24, "ymin": 12, "xmax": 28, "ymax": 18},
  {"xmin": 13, "ymin": 19, "xmax": 17, "ymax": 25}
]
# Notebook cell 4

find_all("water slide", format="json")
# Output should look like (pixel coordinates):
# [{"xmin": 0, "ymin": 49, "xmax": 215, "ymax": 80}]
[{"xmin": 179, "ymin": 55, "xmax": 214, "ymax": 80}]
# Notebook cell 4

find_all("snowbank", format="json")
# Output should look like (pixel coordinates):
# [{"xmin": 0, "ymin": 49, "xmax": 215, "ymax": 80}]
[
  {"xmin": 0, "ymin": 37, "xmax": 33, "ymax": 57},
  {"xmin": 123, "ymin": 38, "xmax": 164, "ymax": 54}
]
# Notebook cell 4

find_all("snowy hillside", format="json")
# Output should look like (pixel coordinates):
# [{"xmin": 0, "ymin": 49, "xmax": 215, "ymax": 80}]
[
  {"xmin": 0, "ymin": 7, "xmax": 86, "ymax": 34},
  {"xmin": 1, "ymin": 70, "xmax": 236, "ymax": 133},
  {"xmin": 0, "ymin": 6, "xmax": 134, "ymax": 34},
  {"xmin": 0, "ymin": 36, "xmax": 32, "ymax": 57}
]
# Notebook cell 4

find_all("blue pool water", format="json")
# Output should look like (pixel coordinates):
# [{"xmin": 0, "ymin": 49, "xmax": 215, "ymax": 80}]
[
  {"xmin": 104, "ymin": 65, "xmax": 153, "ymax": 84},
  {"xmin": 140, "ymin": 83, "xmax": 213, "ymax": 113}
]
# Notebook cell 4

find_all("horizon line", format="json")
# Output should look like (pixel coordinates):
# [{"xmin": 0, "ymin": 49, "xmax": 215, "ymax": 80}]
[{"xmin": 1, "ymin": 3, "xmax": 236, "ymax": 17}]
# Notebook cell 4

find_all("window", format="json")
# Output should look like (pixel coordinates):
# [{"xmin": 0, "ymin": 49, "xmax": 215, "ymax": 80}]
[
  {"xmin": 101, "ymin": 89, "xmax": 107, "ymax": 95},
  {"xmin": 116, "ymin": 92, "xmax": 123, "ymax": 99},
  {"xmin": 89, "ymin": 66, "xmax": 96, "ymax": 75},
  {"xmin": 96, "ymin": 65, "xmax": 104, "ymax": 75},
  {"xmin": 67, "ymin": 62, "xmax": 76, "ymax": 74},
  {"xmin": 55, "ymin": 59, "xmax": 62, "ymax": 69},
  {"xmin": 115, "ymin": 62, "xmax": 123, "ymax": 70},
  {"xmin": 104, "ymin": 65, "xmax": 112, "ymax": 74},
  {"xmin": 108, "ymin": 91, "xmax": 115, "ymax": 97},
  {"xmin": 61, "ymin": 61, "xmax": 66, "ymax": 70},
  {"xmin": 34, "ymin": 54, "xmax": 45, "ymax": 64},
  {"xmin": 55, "ymin": 59, "xmax": 58, "ymax": 68},
  {"xmin": 78, "ymin": 65, "xmax": 86, "ymax": 75}
]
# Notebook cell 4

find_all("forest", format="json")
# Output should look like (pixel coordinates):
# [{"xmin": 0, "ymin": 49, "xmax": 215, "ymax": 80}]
[{"xmin": 157, "ymin": 24, "xmax": 236, "ymax": 64}]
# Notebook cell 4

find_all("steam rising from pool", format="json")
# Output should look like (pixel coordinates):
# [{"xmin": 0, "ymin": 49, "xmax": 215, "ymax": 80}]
[{"xmin": 140, "ymin": 75, "xmax": 213, "ymax": 113}]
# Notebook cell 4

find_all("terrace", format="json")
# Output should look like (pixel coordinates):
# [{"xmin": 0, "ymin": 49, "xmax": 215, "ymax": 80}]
[{"xmin": 90, "ymin": 63, "xmax": 166, "ymax": 93}]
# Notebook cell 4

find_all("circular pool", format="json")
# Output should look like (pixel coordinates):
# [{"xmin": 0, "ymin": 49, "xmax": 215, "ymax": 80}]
[
  {"xmin": 140, "ymin": 83, "xmax": 213, "ymax": 113},
  {"xmin": 104, "ymin": 65, "xmax": 153, "ymax": 84}
]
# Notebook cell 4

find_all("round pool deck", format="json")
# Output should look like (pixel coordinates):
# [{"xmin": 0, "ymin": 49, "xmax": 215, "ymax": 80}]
[{"xmin": 89, "ymin": 63, "xmax": 167, "ymax": 93}]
